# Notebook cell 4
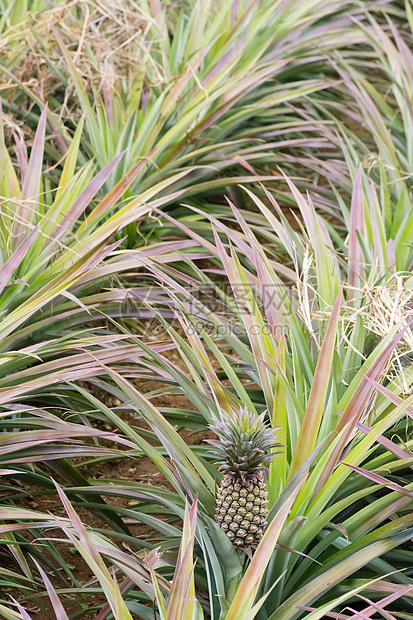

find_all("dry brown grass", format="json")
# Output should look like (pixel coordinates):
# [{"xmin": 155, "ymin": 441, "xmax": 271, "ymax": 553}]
[{"xmin": 0, "ymin": 0, "xmax": 153, "ymax": 134}]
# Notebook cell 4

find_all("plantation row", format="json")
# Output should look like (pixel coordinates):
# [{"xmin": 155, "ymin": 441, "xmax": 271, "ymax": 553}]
[{"xmin": 1, "ymin": 0, "xmax": 413, "ymax": 618}]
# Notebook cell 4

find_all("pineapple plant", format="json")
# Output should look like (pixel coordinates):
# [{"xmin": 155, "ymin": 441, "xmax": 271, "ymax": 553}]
[{"xmin": 209, "ymin": 408, "xmax": 279, "ymax": 548}]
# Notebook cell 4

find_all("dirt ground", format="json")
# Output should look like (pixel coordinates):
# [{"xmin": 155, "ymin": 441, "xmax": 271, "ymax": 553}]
[
  {"xmin": 4, "ymin": 370, "xmax": 211, "ymax": 619},
  {"xmin": 2, "ymin": 200, "xmax": 315, "ymax": 618}
]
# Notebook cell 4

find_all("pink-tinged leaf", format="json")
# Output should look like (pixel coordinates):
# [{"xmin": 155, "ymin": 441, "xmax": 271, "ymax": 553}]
[
  {"xmin": 339, "ymin": 608, "xmax": 372, "ymax": 620},
  {"xmin": 282, "ymin": 172, "xmax": 316, "ymax": 242},
  {"xmin": 256, "ymin": 257, "xmax": 283, "ymax": 338},
  {"xmin": 21, "ymin": 105, "xmax": 47, "ymax": 204},
  {"xmin": 196, "ymin": 62, "xmax": 290, "ymax": 134},
  {"xmin": 224, "ymin": 197, "xmax": 289, "ymax": 329},
  {"xmin": 0, "ymin": 507, "xmax": 62, "ymax": 521},
  {"xmin": 236, "ymin": 155, "xmax": 256, "ymax": 174},
  {"xmin": 0, "ymin": 342, "xmax": 159, "ymax": 404},
  {"xmin": 54, "ymin": 482, "xmax": 104, "ymax": 568},
  {"xmin": 60, "ymin": 290, "xmax": 91, "ymax": 314},
  {"xmin": 0, "ymin": 234, "xmax": 123, "ymax": 341},
  {"xmin": 273, "ymin": 542, "xmax": 322, "ymax": 563},
  {"xmin": 348, "ymin": 166, "xmax": 365, "ymax": 299},
  {"xmin": 149, "ymin": 0, "xmax": 167, "ymax": 39},
  {"xmin": 368, "ymin": 180, "xmax": 388, "ymax": 276},
  {"xmin": 3, "ymin": 447, "xmax": 120, "ymax": 464},
  {"xmin": 50, "ymin": 151, "xmax": 126, "ymax": 243},
  {"xmin": 295, "ymin": 607, "xmax": 349, "ymax": 619},
  {"xmin": 277, "ymin": 545, "xmax": 411, "ymax": 620},
  {"xmin": 288, "ymin": 288, "xmax": 342, "ymax": 480},
  {"xmin": 346, "ymin": 585, "xmax": 413, "ymax": 620},
  {"xmin": 79, "ymin": 185, "xmax": 187, "ymax": 251},
  {"xmin": 92, "ymin": 543, "xmax": 167, "ymax": 592},
  {"xmin": 47, "ymin": 117, "xmax": 68, "ymax": 155},
  {"xmin": 112, "ymin": 570, "xmax": 135, "ymax": 620},
  {"xmin": 361, "ymin": 374, "xmax": 413, "ymax": 419},
  {"xmin": 95, "ymin": 577, "xmax": 136, "ymax": 620},
  {"xmin": 0, "ymin": 423, "xmax": 137, "ymax": 450},
  {"xmin": 14, "ymin": 105, "xmax": 48, "ymax": 242},
  {"xmin": 357, "ymin": 582, "xmax": 413, "ymax": 598},
  {"xmin": 9, "ymin": 598, "xmax": 33, "ymax": 620},
  {"xmin": 151, "ymin": 206, "xmax": 220, "ymax": 257},
  {"xmin": 342, "ymin": 327, "xmax": 408, "ymax": 435},
  {"xmin": 172, "ymin": 308, "xmax": 230, "ymax": 413},
  {"xmin": 13, "ymin": 132, "xmax": 28, "ymax": 183},
  {"xmin": 0, "ymin": 100, "xmax": 20, "ymax": 199},
  {"xmin": 346, "ymin": 416, "xmax": 410, "ymax": 461},
  {"xmin": 99, "ymin": 364, "xmax": 215, "ymax": 501},
  {"xmin": 33, "ymin": 560, "xmax": 69, "ymax": 620},
  {"xmin": 0, "ymin": 523, "xmax": 53, "ymax": 534},
  {"xmin": 226, "ymin": 483, "xmax": 301, "ymax": 620},
  {"xmin": 190, "ymin": 200, "xmax": 260, "ymax": 262},
  {"xmin": 49, "ymin": 486, "xmax": 134, "ymax": 619},
  {"xmin": 230, "ymin": 0, "xmax": 240, "ymax": 27},
  {"xmin": 343, "ymin": 463, "xmax": 413, "ymax": 498},
  {"xmin": 0, "ymin": 225, "xmax": 39, "ymax": 296},
  {"xmin": 212, "ymin": 227, "xmax": 276, "ymax": 410},
  {"xmin": 77, "ymin": 148, "xmax": 157, "ymax": 234},
  {"xmin": 243, "ymin": 184, "xmax": 300, "ymax": 270},
  {"xmin": 281, "ymin": 172, "xmax": 338, "ymax": 304},
  {"xmin": 386, "ymin": 239, "xmax": 396, "ymax": 273},
  {"xmin": 328, "ymin": 522, "xmax": 349, "ymax": 541},
  {"xmin": 166, "ymin": 497, "xmax": 200, "ymax": 620},
  {"xmin": 0, "ymin": 517, "xmax": 121, "ymax": 537},
  {"xmin": 313, "ymin": 325, "xmax": 408, "ymax": 496}
]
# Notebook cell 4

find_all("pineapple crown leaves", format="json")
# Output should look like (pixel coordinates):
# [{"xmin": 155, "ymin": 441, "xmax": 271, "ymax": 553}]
[{"xmin": 207, "ymin": 407, "xmax": 281, "ymax": 481}]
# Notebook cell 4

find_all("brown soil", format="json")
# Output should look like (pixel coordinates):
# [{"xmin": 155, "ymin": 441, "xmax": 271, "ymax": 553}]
[{"xmin": 4, "ymin": 364, "xmax": 213, "ymax": 619}]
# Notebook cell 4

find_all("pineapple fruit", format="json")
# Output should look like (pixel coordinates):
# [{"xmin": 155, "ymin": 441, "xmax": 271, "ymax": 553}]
[{"xmin": 209, "ymin": 408, "xmax": 279, "ymax": 548}]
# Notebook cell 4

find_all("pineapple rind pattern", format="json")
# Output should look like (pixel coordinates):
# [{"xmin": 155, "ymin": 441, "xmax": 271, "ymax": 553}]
[
  {"xmin": 209, "ymin": 407, "xmax": 279, "ymax": 548},
  {"xmin": 215, "ymin": 473, "xmax": 268, "ymax": 546}
]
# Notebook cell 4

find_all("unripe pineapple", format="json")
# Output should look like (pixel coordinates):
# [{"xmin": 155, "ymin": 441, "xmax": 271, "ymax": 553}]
[{"xmin": 208, "ymin": 408, "xmax": 279, "ymax": 548}]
